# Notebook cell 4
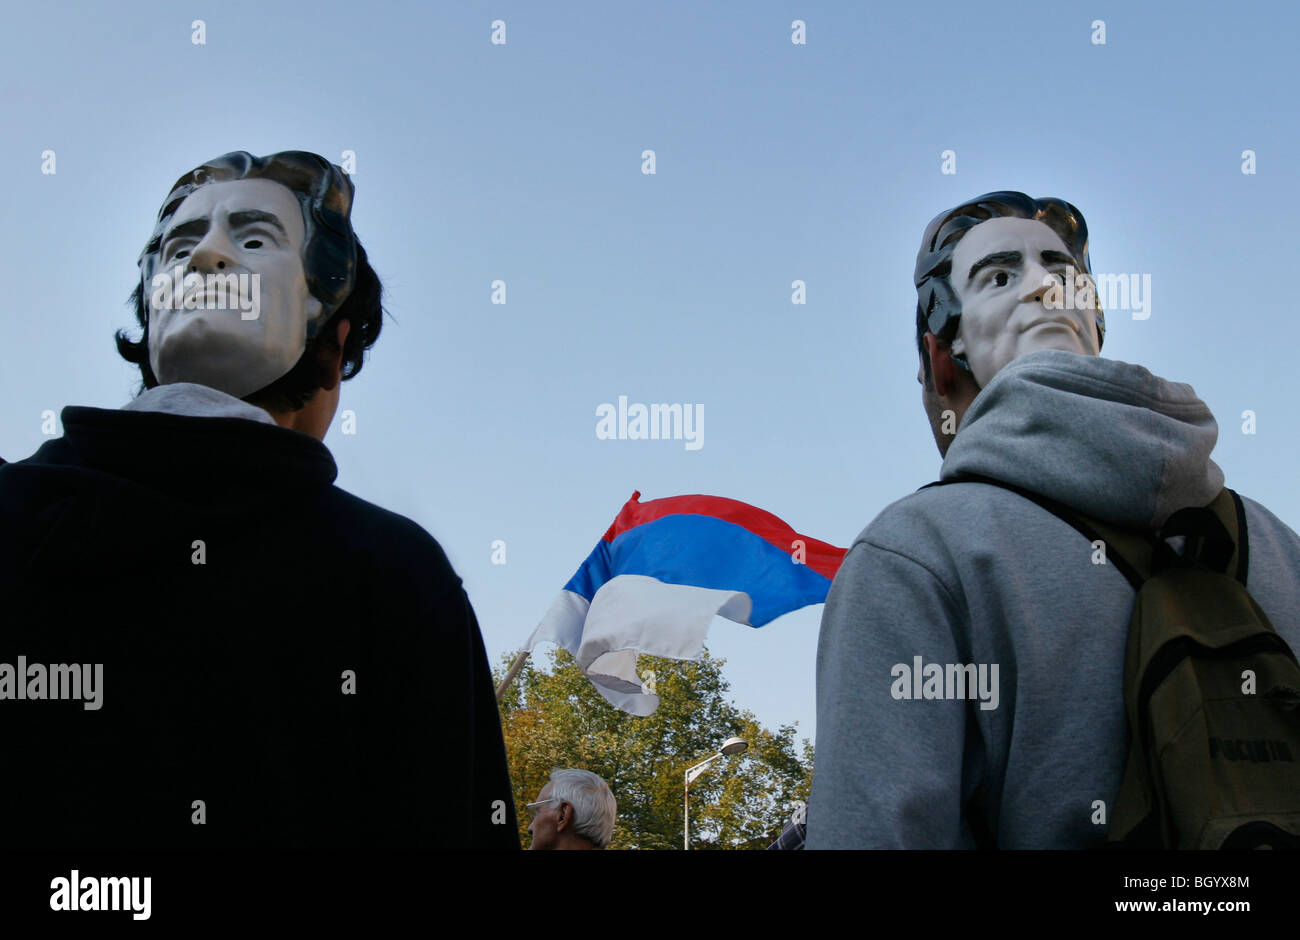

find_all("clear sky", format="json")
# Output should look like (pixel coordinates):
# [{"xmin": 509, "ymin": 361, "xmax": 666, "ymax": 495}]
[{"xmin": 2, "ymin": 0, "xmax": 1296, "ymax": 744}]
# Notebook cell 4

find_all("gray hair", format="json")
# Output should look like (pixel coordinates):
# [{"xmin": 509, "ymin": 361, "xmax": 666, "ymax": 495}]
[{"xmin": 549, "ymin": 769, "xmax": 617, "ymax": 848}]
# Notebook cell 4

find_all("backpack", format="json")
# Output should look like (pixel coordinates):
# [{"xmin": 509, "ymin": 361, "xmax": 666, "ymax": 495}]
[{"xmin": 930, "ymin": 472, "xmax": 1300, "ymax": 849}]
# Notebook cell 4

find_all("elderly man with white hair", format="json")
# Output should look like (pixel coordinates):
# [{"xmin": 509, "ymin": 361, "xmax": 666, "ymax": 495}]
[{"xmin": 526, "ymin": 769, "xmax": 617, "ymax": 850}]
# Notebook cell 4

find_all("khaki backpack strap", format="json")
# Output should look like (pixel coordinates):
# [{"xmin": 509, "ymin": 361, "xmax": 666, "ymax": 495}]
[{"xmin": 1073, "ymin": 517, "xmax": 1156, "ymax": 588}]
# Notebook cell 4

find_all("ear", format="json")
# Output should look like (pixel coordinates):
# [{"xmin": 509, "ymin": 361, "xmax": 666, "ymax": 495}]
[
  {"xmin": 924, "ymin": 332, "xmax": 961, "ymax": 399},
  {"xmin": 555, "ymin": 802, "xmax": 572, "ymax": 833}
]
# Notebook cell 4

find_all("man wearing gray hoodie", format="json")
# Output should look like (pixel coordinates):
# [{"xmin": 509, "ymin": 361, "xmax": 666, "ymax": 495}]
[{"xmin": 807, "ymin": 192, "xmax": 1300, "ymax": 849}]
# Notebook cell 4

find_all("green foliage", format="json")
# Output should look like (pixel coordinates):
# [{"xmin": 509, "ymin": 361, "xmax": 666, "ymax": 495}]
[{"xmin": 496, "ymin": 647, "xmax": 813, "ymax": 850}]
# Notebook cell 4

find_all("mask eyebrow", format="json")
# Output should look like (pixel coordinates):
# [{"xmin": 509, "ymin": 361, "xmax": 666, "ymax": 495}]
[
  {"xmin": 1040, "ymin": 249, "xmax": 1077, "ymax": 268},
  {"xmin": 160, "ymin": 217, "xmax": 209, "ymax": 248},
  {"xmin": 227, "ymin": 209, "xmax": 289, "ymax": 238},
  {"xmin": 967, "ymin": 250, "xmax": 1022, "ymax": 284}
]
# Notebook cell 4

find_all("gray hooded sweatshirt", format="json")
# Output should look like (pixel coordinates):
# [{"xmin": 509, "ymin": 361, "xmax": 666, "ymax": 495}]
[{"xmin": 808, "ymin": 349, "xmax": 1300, "ymax": 849}]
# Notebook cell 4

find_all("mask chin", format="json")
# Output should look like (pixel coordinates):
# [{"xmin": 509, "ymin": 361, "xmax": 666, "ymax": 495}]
[
  {"xmin": 148, "ymin": 310, "xmax": 316, "ymax": 400},
  {"xmin": 145, "ymin": 264, "xmax": 328, "ymax": 400}
]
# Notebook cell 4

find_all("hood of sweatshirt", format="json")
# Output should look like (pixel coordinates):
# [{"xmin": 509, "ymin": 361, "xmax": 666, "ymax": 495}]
[{"xmin": 940, "ymin": 349, "xmax": 1224, "ymax": 528}]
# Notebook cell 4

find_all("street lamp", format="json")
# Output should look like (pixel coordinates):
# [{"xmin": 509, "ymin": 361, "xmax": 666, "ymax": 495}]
[{"xmin": 683, "ymin": 736, "xmax": 748, "ymax": 850}]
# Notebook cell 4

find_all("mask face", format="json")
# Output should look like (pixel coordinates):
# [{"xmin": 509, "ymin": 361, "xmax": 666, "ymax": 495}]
[
  {"xmin": 147, "ymin": 179, "xmax": 323, "ymax": 399},
  {"xmin": 949, "ymin": 217, "xmax": 1101, "ymax": 388}
]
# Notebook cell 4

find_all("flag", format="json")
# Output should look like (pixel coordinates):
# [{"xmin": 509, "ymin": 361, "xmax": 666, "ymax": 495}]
[{"xmin": 524, "ymin": 491, "xmax": 846, "ymax": 715}]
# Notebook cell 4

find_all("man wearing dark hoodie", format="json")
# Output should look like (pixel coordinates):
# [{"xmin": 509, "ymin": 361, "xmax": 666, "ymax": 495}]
[
  {"xmin": 0, "ymin": 151, "xmax": 518, "ymax": 849},
  {"xmin": 807, "ymin": 192, "xmax": 1300, "ymax": 849}
]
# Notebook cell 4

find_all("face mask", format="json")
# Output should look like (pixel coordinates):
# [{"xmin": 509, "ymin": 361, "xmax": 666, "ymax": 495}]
[
  {"xmin": 145, "ymin": 178, "xmax": 324, "ymax": 399},
  {"xmin": 949, "ymin": 217, "xmax": 1103, "ymax": 388}
]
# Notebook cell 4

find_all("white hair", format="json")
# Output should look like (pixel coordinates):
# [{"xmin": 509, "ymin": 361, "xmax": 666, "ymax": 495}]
[{"xmin": 549, "ymin": 768, "xmax": 617, "ymax": 848}]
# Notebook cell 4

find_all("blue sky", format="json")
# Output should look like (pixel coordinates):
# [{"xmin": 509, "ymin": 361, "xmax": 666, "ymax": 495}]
[{"xmin": 2, "ymin": 0, "xmax": 1296, "ymax": 743}]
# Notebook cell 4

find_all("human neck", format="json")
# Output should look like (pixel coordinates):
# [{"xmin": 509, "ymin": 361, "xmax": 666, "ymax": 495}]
[
  {"xmin": 265, "ymin": 391, "xmax": 337, "ymax": 442},
  {"xmin": 554, "ymin": 833, "xmax": 596, "ymax": 851}
]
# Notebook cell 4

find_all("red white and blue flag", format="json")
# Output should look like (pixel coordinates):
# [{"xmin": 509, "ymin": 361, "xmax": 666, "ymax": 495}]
[{"xmin": 524, "ymin": 491, "xmax": 846, "ymax": 715}]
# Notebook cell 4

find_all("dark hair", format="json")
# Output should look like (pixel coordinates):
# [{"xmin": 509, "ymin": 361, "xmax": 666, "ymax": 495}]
[
  {"xmin": 914, "ymin": 191, "xmax": 1102, "ymax": 382},
  {"xmin": 116, "ymin": 151, "xmax": 382, "ymax": 411}
]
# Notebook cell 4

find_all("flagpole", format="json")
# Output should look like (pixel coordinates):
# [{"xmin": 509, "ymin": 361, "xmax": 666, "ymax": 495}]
[{"xmin": 495, "ymin": 649, "xmax": 530, "ymax": 701}]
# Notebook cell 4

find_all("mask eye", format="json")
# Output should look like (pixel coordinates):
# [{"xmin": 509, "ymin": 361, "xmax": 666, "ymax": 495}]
[
  {"xmin": 243, "ymin": 239, "xmax": 263, "ymax": 250},
  {"xmin": 993, "ymin": 271, "xmax": 1009, "ymax": 287}
]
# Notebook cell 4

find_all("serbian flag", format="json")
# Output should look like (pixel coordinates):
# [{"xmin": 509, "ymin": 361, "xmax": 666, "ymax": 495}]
[{"xmin": 524, "ymin": 491, "xmax": 846, "ymax": 715}]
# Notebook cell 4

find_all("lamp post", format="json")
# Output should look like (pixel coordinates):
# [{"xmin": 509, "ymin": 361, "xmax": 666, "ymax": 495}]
[{"xmin": 683, "ymin": 736, "xmax": 748, "ymax": 850}]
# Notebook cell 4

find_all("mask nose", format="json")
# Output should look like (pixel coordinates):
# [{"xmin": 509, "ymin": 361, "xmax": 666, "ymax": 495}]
[
  {"xmin": 187, "ymin": 223, "xmax": 238, "ymax": 274},
  {"xmin": 1019, "ymin": 259, "xmax": 1059, "ymax": 305}
]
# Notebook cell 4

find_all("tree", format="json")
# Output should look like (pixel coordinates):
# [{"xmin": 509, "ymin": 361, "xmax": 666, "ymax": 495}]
[{"xmin": 496, "ymin": 647, "xmax": 813, "ymax": 849}]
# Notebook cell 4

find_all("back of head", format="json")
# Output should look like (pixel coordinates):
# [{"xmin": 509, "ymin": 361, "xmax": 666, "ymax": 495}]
[{"xmin": 549, "ymin": 768, "xmax": 617, "ymax": 848}]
